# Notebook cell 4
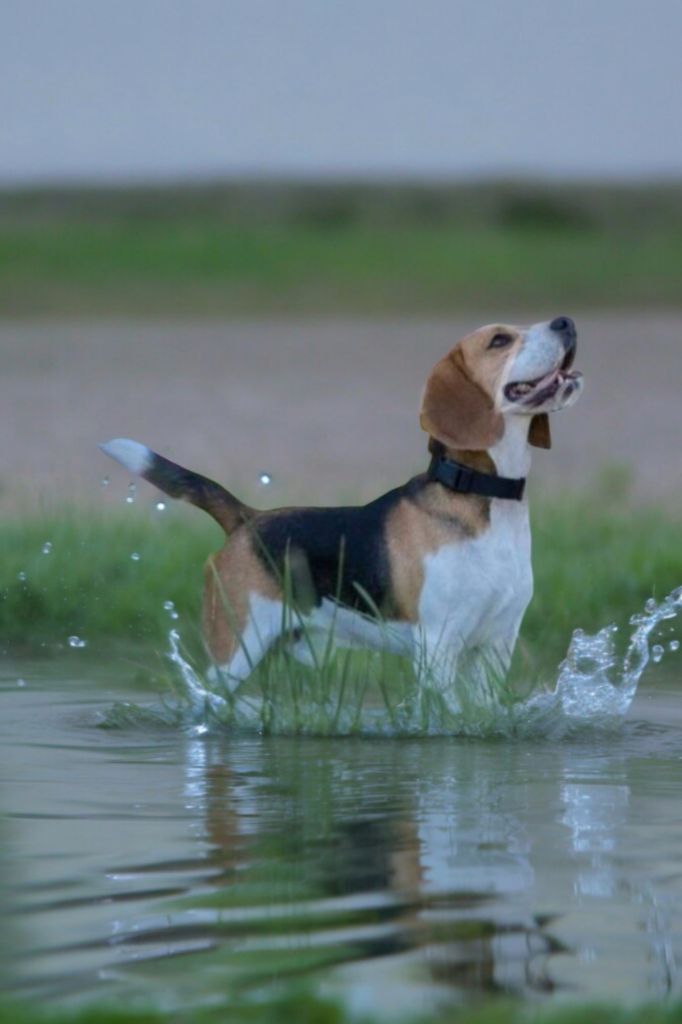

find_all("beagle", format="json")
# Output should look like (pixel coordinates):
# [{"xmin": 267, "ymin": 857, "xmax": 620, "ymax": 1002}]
[{"xmin": 101, "ymin": 316, "xmax": 583, "ymax": 706}]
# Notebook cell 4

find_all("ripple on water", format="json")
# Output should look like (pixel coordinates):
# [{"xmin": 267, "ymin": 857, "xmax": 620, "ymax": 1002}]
[{"xmin": 1, "ymin": 588, "xmax": 681, "ymax": 1011}]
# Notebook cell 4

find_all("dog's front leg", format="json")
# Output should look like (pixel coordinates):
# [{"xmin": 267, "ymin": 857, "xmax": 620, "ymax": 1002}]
[
  {"xmin": 461, "ymin": 632, "xmax": 518, "ymax": 708},
  {"xmin": 412, "ymin": 623, "xmax": 465, "ymax": 712}
]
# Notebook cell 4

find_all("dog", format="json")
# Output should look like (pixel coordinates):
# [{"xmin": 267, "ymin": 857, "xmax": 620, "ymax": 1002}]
[{"xmin": 101, "ymin": 316, "xmax": 582, "ymax": 706}]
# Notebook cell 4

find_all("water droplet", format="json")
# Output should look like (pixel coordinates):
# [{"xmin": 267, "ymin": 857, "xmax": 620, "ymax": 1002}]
[
  {"xmin": 16, "ymin": 679, "xmax": 26, "ymax": 688},
  {"xmin": 41, "ymin": 541, "xmax": 52, "ymax": 555},
  {"xmin": 170, "ymin": 611, "xmax": 179, "ymax": 620},
  {"xmin": 258, "ymin": 472, "xmax": 272, "ymax": 486},
  {"xmin": 652, "ymin": 644, "xmax": 664, "ymax": 663},
  {"xmin": 101, "ymin": 476, "xmax": 110, "ymax": 488},
  {"xmin": 17, "ymin": 571, "xmax": 27, "ymax": 582},
  {"xmin": 155, "ymin": 501, "xmax": 166, "ymax": 512},
  {"xmin": 645, "ymin": 597, "xmax": 657, "ymax": 614},
  {"xmin": 163, "ymin": 600, "xmax": 175, "ymax": 612},
  {"xmin": 125, "ymin": 482, "xmax": 136, "ymax": 504},
  {"xmin": 670, "ymin": 640, "xmax": 680, "ymax": 652},
  {"xmin": 130, "ymin": 552, "xmax": 141, "ymax": 562},
  {"xmin": 68, "ymin": 635, "xmax": 87, "ymax": 649}
]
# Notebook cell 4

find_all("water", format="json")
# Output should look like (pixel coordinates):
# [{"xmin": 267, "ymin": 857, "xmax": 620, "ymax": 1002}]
[
  {"xmin": 0, "ymin": 591, "xmax": 681, "ymax": 1014},
  {"xmin": 160, "ymin": 587, "xmax": 682, "ymax": 741}
]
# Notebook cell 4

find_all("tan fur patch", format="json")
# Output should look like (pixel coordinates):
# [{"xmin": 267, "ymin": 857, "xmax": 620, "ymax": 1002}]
[
  {"xmin": 202, "ymin": 525, "xmax": 281, "ymax": 664},
  {"xmin": 419, "ymin": 324, "xmax": 524, "ymax": 452}
]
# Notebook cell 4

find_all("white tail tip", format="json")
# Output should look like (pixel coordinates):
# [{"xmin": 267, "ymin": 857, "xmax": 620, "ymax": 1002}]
[{"xmin": 99, "ymin": 438, "xmax": 152, "ymax": 476}]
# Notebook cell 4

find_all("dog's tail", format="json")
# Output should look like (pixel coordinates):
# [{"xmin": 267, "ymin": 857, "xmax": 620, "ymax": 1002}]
[{"xmin": 99, "ymin": 439, "xmax": 251, "ymax": 534}]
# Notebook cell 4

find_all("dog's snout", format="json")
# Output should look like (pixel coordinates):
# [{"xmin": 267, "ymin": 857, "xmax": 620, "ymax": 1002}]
[{"xmin": 550, "ymin": 316, "xmax": 576, "ymax": 338}]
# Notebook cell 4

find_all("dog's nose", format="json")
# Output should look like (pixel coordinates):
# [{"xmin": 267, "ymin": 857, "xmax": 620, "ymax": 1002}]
[{"xmin": 550, "ymin": 316, "xmax": 576, "ymax": 338}]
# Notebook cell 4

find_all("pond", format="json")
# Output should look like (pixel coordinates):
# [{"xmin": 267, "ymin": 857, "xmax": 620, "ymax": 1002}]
[{"xmin": 1, "ymin": 639, "xmax": 682, "ymax": 1016}]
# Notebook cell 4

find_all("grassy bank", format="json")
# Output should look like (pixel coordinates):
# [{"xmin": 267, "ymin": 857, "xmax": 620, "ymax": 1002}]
[
  {"xmin": 3, "ymin": 223, "xmax": 681, "ymax": 316},
  {"xmin": 1, "ymin": 180, "xmax": 682, "ymax": 315},
  {"xmin": 1, "ymin": 492, "xmax": 680, "ymax": 682},
  {"xmin": 5, "ymin": 992, "xmax": 682, "ymax": 1024}
]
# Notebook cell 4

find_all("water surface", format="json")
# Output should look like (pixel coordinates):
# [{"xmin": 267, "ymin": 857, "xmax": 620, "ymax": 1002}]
[{"xmin": 2, "ymin": 657, "xmax": 682, "ymax": 1016}]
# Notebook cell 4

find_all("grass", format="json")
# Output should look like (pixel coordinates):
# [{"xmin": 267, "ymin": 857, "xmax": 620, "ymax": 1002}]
[
  {"xmin": 2, "ymin": 223, "xmax": 682, "ymax": 316},
  {"xmin": 6, "ymin": 992, "xmax": 682, "ymax": 1024},
  {"xmin": 0, "ymin": 507, "xmax": 215, "ymax": 656},
  {"xmin": 1, "ymin": 180, "xmax": 682, "ymax": 315},
  {"xmin": 1, "ymin": 487, "xmax": 680, "ymax": 688}
]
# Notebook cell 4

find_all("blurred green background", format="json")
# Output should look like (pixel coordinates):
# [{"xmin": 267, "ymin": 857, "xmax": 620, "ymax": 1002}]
[{"xmin": 2, "ymin": 180, "xmax": 682, "ymax": 315}]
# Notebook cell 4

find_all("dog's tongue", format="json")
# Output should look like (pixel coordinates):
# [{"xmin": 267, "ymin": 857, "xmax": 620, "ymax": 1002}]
[{"xmin": 535, "ymin": 367, "xmax": 560, "ymax": 390}]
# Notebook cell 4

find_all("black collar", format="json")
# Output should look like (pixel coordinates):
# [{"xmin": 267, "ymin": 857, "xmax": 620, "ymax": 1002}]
[{"xmin": 427, "ymin": 451, "xmax": 526, "ymax": 501}]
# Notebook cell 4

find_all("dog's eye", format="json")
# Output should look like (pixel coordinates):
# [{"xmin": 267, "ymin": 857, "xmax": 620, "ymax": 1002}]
[{"xmin": 488, "ymin": 332, "xmax": 513, "ymax": 349}]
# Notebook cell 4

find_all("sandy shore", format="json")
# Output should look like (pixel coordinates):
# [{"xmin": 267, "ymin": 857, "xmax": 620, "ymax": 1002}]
[{"xmin": 2, "ymin": 313, "xmax": 680, "ymax": 512}]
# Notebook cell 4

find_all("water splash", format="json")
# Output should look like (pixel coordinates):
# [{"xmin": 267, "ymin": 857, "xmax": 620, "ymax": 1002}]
[
  {"xmin": 68, "ymin": 635, "xmax": 87, "ymax": 649},
  {"xmin": 516, "ymin": 585, "xmax": 682, "ymax": 738},
  {"xmin": 166, "ymin": 629, "xmax": 227, "ymax": 724},
  {"xmin": 156, "ymin": 587, "xmax": 682, "ymax": 739},
  {"xmin": 130, "ymin": 551, "xmax": 141, "ymax": 562},
  {"xmin": 41, "ymin": 541, "xmax": 52, "ymax": 555}
]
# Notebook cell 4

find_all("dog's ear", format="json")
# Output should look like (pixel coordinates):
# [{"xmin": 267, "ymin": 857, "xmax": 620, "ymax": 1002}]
[
  {"xmin": 528, "ymin": 413, "xmax": 551, "ymax": 449},
  {"xmin": 419, "ymin": 346, "xmax": 504, "ymax": 451}
]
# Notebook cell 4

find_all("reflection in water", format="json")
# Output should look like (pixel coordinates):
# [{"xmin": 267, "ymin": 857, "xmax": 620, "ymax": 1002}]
[
  {"xmin": 561, "ymin": 778, "xmax": 629, "ymax": 896},
  {"xmin": 1, "ymin": 675, "xmax": 682, "ymax": 1010},
  {"xmin": 169, "ymin": 730, "xmax": 681, "ymax": 1008},
  {"xmin": 557, "ymin": 748, "xmax": 679, "ymax": 997}
]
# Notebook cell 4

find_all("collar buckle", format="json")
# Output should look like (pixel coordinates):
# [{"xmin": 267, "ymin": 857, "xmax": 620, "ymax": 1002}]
[
  {"xmin": 451, "ymin": 464, "xmax": 474, "ymax": 493},
  {"xmin": 428, "ymin": 453, "xmax": 526, "ymax": 502}
]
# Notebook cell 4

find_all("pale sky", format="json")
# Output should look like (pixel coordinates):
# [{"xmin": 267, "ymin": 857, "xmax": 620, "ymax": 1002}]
[{"xmin": 2, "ymin": 0, "xmax": 681, "ymax": 184}]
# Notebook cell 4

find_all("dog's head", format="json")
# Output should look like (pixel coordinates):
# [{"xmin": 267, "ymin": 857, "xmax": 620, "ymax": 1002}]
[{"xmin": 419, "ymin": 317, "xmax": 584, "ymax": 451}]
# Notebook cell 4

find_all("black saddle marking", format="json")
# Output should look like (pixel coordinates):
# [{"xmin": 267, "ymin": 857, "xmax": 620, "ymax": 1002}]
[{"xmin": 252, "ymin": 479, "xmax": 425, "ymax": 613}]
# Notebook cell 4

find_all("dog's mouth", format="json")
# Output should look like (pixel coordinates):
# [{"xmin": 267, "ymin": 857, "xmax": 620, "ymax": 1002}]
[{"xmin": 504, "ymin": 366, "xmax": 583, "ymax": 408}]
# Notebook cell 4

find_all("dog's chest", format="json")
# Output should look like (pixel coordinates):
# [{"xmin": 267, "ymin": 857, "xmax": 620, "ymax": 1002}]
[{"xmin": 418, "ymin": 504, "xmax": 533, "ymax": 643}]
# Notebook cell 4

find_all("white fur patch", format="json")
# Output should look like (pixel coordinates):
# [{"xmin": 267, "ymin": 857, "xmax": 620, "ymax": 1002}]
[
  {"xmin": 507, "ymin": 321, "xmax": 564, "ymax": 385},
  {"xmin": 99, "ymin": 438, "xmax": 152, "ymax": 476},
  {"xmin": 304, "ymin": 599, "xmax": 414, "ymax": 656},
  {"xmin": 416, "ymin": 418, "xmax": 535, "ymax": 691}
]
